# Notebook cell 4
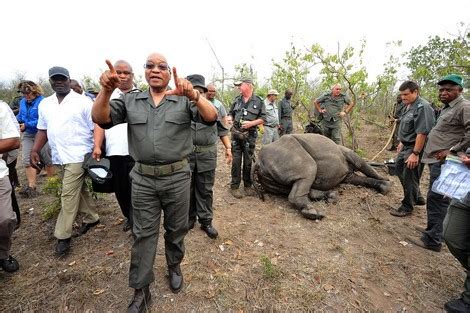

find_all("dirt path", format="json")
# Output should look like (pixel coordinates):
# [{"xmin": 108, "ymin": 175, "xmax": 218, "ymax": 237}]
[{"xmin": 0, "ymin": 124, "xmax": 463, "ymax": 312}]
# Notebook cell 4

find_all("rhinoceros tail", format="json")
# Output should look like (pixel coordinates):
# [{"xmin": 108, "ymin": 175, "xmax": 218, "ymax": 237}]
[
  {"xmin": 339, "ymin": 146, "xmax": 387, "ymax": 181},
  {"xmin": 252, "ymin": 161, "xmax": 265, "ymax": 201}
]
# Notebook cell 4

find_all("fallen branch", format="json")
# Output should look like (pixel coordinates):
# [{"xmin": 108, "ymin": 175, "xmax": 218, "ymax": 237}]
[
  {"xmin": 371, "ymin": 121, "xmax": 397, "ymax": 161},
  {"xmin": 359, "ymin": 116, "xmax": 387, "ymax": 129}
]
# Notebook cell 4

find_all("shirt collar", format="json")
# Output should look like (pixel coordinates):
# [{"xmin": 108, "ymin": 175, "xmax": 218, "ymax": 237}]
[{"xmin": 447, "ymin": 95, "xmax": 463, "ymax": 108}]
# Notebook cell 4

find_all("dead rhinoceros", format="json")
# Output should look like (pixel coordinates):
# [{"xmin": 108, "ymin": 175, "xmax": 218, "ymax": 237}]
[{"xmin": 253, "ymin": 134, "xmax": 391, "ymax": 220}]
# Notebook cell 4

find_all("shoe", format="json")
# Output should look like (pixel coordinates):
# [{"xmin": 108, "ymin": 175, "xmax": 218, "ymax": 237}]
[
  {"xmin": 0, "ymin": 255, "xmax": 19, "ymax": 272},
  {"xmin": 123, "ymin": 220, "xmax": 132, "ymax": 232},
  {"xmin": 416, "ymin": 196, "xmax": 426, "ymax": 206},
  {"xmin": 127, "ymin": 286, "xmax": 152, "ymax": 313},
  {"xmin": 244, "ymin": 186, "xmax": 257, "ymax": 197},
  {"xmin": 201, "ymin": 223, "xmax": 218, "ymax": 239},
  {"xmin": 55, "ymin": 238, "xmax": 71, "ymax": 256},
  {"xmin": 444, "ymin": 297, "xmax": 470, "ymax": 313},
  {"xmin": 390, "ymin": 207, "xmax": 412, "ymax": 217},
  {"xmin": 20, "ymin": 186, "xmax": 38, "ymax": 198},
  {"xmin": 73, "ymin": 220, "xmax": 100, "ymax": 237},
  {"xmin": 230, "ymin": 187, "xmax": 243, "ymax": 199},
  {"xmin": 168, "ymin": 265, "xmax": 184, "ymax": 293},
  {"xmin": 406, "ymin": 236, "xmax": 442, "ymax": 252}
]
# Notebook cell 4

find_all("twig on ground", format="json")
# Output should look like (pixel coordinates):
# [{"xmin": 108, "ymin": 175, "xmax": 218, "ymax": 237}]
[{"xmin": 371, "ymin": 120, "xmax": 397, "ymax": 161}]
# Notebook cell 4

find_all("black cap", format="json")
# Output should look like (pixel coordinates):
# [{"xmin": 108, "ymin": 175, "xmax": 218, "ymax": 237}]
[
  {"xmin": 48, "ymin": 66, "xmax": 70, "ymax": 79},
  {"xmin": 186, "ymin": 74, "xmax": 208, "ymax": 92}
]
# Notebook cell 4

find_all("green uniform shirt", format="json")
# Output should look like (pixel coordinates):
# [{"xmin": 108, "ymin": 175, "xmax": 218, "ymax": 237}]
[
  {"xmin": 316, "ymin": 92, "xmax": 352, "ymax": 122},
  {"xmin": 397, "ymin": 96, "xmax": 435, "ymax": 143},
  {"xmin": 278, "ymin": 98, "xmax": 293, "ymax": 119},
  {"xmin": 101, "ymin": 90, "xmax": 214, "ymax": 165},
  {"xmin": 229, "ymin": 94, "xmax": 266, "ymax": 136}
]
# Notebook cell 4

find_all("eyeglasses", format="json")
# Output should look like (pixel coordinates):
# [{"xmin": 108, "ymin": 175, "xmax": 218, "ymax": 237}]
[
  {"xmin": 21, "ymin": 90, "xmax": 32, "ymax": 95},
  {"xmin": 143, "ymin": 63, "xmax": 170, "ymax": 71},
  {"xmin": 116, "ymin": 70, "xmax": 132, "ymax": 76}
]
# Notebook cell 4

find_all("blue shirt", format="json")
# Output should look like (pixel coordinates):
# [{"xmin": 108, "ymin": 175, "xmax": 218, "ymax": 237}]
[{"xmin": 16, "ymin": 95, "xmax": 44, "ymax": 134}]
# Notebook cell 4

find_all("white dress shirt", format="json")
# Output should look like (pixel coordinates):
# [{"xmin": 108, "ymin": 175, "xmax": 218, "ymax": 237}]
[
  {"xmin": 37, "ymin": 91, "xmax": 94, "ymax": 165},
  {"xmin": 104, "ymin": 88, "xmax": 131, "ymax": 156},
  {"xmin": 0, "ymin": 101, "xmax": 21, "ymax": 178}
]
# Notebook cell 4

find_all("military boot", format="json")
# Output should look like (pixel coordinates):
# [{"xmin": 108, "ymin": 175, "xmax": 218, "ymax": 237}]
[
  {"xmin": 230, "ymin": 187, "xmax": 243, "ymax": 199},
  {"xmin": 127, "ymin": 286, "xmax": 152, "ymax": 313},
  {"xmin": 201, "ymin": 222, "xmax": 218, "ymax": 239}
]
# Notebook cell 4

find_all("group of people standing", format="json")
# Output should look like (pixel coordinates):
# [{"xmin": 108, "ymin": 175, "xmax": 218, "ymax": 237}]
[
  {"xmin": 1, "ymin": 52, "xmax": 469, "ymax": 312},
  {"xmin": 387, "ymin": 75, "xmax": 470, "ymax": 313}
]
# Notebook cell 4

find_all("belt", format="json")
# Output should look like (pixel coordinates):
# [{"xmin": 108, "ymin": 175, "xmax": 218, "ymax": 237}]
[
  {"xmin": 264, "ymin": 125, "xmax": 277, "ymax": 128},
  {"xmin": 136, "ymin": 159, "xmax": 188, "ymax": 177},
  {"xmin": 280, "ymin": 116, "xmax": 292, "ymax": 119},
  {"xmin": 193, "ymin": 144, "xmax": 216, "ymax": 153}
]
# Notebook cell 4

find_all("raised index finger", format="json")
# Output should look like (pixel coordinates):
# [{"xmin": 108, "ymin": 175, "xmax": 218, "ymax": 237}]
[
  {"xmin": 105, "ymin": 59, "xmax": 116, "ymax": 74},
  {"xmin": 172, "ymin": 67, "xmax": 179, "ymax": 88}
]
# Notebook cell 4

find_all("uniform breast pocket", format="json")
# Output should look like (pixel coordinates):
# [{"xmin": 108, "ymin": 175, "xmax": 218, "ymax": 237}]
[
  {"xmin": 165, "ymin": 111, "xmax": 190, "ymax": 140},
  {"xmin": 127, "ymin": 111, "xmax": 148, "ymax": 142},
  {"xmin": 246, "ymin": 107, "xmax": 260, "ymax": 120}
]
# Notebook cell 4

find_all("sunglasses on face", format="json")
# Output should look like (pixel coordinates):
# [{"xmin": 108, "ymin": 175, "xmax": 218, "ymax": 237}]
[
  {"xmin": 21, "ymin": 90, "xmax": 32, "ymax": 95},
  {"xmin": 143, "ymin": 63, "xmax": 170, "ymax": 71}
]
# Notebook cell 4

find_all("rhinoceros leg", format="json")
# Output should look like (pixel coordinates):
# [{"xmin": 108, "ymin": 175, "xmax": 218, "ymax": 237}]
[
  {"xmin": 340, "ymin": 147, "xmax": 388, "ymax": 181},
  {"xmin": 309, "ymin": 189, "xmax": 339, "ymax": 204},
  {"xmin": 287, "ymin": 162, "xmax": 325, "ymax": 220},
  {"xmin": 343, "ymin": 173, "xmax": 391, "ymax": 195}
]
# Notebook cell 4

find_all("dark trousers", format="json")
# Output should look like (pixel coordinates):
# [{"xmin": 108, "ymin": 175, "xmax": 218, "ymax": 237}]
[
  {"xmin": 129, "ymin": 166, "xmax": 190, "ymax": 289},
  {"xmin": 109, "ymin": 155, "xmax": 134, "ymax": 225},
  {"xmin": 395, "ymin": 145, "xmax": 422, "ymax": 211},
  {"xmin": 7, "ymin": 159, "xmax": 20, "ymax": 227},
  {"xmin": 443, "ymin": 200, "xmax": 470, "ymax": 303},
  {"xmin": 189, "ymin": 167, "xmax": 216, "ymax": 225},
  {"xmin": 422, "ymin": 162, "xmax": 450, "ymax": 246},
  {"xmin": 280, "ymin": 117, "xmax": 293, "ymax": 136},
  {"xmin": 231, "ymin": 135, "xmax": 256, "ymax": 188}
]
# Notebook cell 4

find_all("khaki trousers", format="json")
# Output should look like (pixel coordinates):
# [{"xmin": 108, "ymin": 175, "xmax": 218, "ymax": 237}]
[
  {"xmin": 54, "ymin": 162, "xmax": 99, "ymax": 240},
  {"xmin": 0, "ymin": 176, "xmax": 16, "ymax": 259}
]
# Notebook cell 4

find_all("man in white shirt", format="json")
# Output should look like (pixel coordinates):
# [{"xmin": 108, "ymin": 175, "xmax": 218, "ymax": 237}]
[
  {"xmin": 92, "ymin": 60, "xmax": 139, "ymax": 232},
  {"xmin": 31, "ymin": 66, "xmax": 100, "ymax": 256},
  {"xmin": 0, "ymin": 101, "xmax": 21, "ymax": 272}
]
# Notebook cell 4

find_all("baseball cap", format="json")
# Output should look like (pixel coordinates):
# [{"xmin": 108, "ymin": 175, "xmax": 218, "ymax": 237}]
[
  {"xmin": 267, "ymin": 89, "xmax": 279, "ymax": 96},
  {"xmin": 437, "ymin": 74, "xmax": 463, "ymax": 88},
  {"xmin": 48, "ymin": 66, "xmax": 70, "ymax": 79},
  {"xmin": 234, "ymin": 77, "xmax": 253, "ymax": 86}
]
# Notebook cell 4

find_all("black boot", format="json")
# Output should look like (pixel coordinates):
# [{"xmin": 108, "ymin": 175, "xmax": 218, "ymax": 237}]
[
  {"xmin": 201, "ymin": 223, "xmax": 218, "ymax": 239},
  {"xmin": 55, "ymin": 238, "xmax": 71, "ymax": 256},
  {"xmin": 127, "ymin": 286, "xmax": 151, "ymax": 313},
  {"xmin": 168, "ymin": 265, "xmax": 183, "ymax": 293}
]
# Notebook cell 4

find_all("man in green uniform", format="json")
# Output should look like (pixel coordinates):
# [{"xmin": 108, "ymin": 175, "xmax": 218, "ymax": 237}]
[
  {"xmin": 278, "ymin": 89, "xmax": 294, "ymax": 136},
  {"xmin": 92, "ymin": 53, "xmax": 217, "ymax": 313},
  {"xmin": 390, "ymin": 81, "xmax": 435, "ymax": 217},
  {"xmin": 186, "ymin": 74, "xmax": 232, "ymax": 239},
  {"xmin": 229, "ymin": 78, "xmax": 266, "ymax": 199},
  {"xmin": 313, "ymin": 84, "xmax": 355, "ymax": 144}
]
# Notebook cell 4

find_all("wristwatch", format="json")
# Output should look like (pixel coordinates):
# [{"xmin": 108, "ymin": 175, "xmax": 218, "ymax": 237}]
[{"xmin": 412, "ymin": 150, "xmax": 420, "ymax": 156}]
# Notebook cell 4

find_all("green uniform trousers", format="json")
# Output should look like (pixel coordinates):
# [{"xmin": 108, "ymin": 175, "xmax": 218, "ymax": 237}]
[
  {"xmin": 129, "ymin": 165, "xmax": 190, "ymax": 289},
  {"xmin": 321, "ymin": 119, "xmax": 342, "ymax": 144},
  {"xmin": 443, "ymin": 199, "xmax": 470, "ymax": 304}
]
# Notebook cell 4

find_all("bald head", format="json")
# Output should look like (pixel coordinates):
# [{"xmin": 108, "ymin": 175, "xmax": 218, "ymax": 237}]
[
  {"xmin": 70, "ymin": 79, "xmax": 83, "ymax": 94},
  {"xmin": 113, "ymin": 59, "xmax": 134, "ymax": 92},
  {"xmin": 147, "ymin": 52, "xmax": 168, "ymax": 64},
  {"xmin": 144, "ymin": 52, "xmax": 171, "ymax": 91},
  {"xmin": 206, "ymin": 83, "xmax": 217, "ymax": 100},
  {"xmin": 114, "ymin": 60, "xmax": 133, "ymax": 72}
]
